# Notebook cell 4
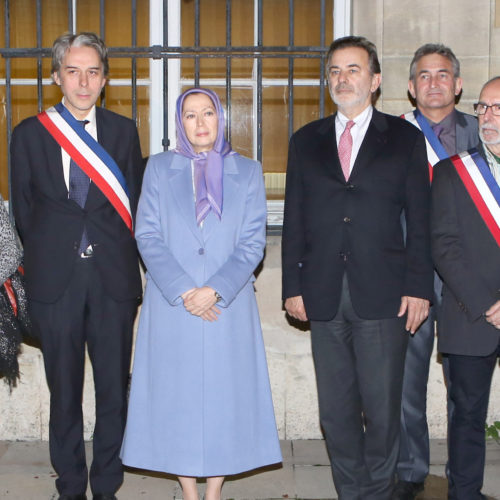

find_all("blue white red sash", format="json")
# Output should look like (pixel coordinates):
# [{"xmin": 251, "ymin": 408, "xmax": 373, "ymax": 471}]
[
  {"xmin": 401, "ymin": 110, "xmax": 449, "ymax": 181},
  {"xmin": 451, "ymin": 149, "xmax": 500, "ymax": 246},
  {"xmin": 37, "ymin": 103, "xmax": 133, "ymax": 232}
]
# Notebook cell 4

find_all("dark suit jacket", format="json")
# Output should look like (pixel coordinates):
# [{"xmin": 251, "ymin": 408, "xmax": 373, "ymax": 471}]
[
  {"xmin": 10, "ymin": 106, "xmax": 144, "ymax": 303},
  {"xmin": 431, "ymin": 144, "xmax": 500, "ymax": 356},
  {"xmin": 282, "ymin": 108, "xmax": 434, "ymax": 321},
  {"xmin": 454, "ymin": 110, "xmax": 479, "ymax": 152}
]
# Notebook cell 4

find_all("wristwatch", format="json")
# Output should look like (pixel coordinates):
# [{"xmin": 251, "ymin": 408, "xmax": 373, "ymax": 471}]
[{"xmin": 214, "ymin": 291, "xmax": 222, "ymax": 303}]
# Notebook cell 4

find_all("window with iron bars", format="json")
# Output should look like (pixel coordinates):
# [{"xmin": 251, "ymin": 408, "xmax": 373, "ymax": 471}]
[{"xmin": 0, "ymin": 0, "xmax": 350, "ymax": 226}]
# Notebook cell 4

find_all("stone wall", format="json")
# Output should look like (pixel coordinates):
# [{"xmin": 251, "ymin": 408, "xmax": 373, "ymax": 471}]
[
  {"xmin": 2, "ymin": 235, "xmax": 499, "ymax": 441},
  {"xmin": 354, "ymin": 0, "xmax": 498, "ymax": 116}
]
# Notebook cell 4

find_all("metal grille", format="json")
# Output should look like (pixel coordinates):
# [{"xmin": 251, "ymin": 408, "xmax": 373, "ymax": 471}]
[{"xmin": 1, "ymin": 0, "xmax": 332, "ymax": 221}]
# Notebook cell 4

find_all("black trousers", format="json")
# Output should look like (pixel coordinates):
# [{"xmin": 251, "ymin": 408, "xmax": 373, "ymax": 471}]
[
  {"xmin": 447, "ymin": 343, "xmax": 499, "ymax": 500},
  {"xmin": 29, "ymin": 258, "xmax": 137, "ymax": 496},
  {"xmin": 310, "ymin": 275, "xmax": 408, "ymax": 500}
]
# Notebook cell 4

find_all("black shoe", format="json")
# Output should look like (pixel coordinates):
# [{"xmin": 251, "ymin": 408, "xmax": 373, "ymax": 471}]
[
  {"xmin": 58, "ymin": 495, "xmax": 87, "ymax": 500},
  {"xmin": 392, "ymin": 480, "xmax": 424, "ymax": 500},
  {"xmin": 93, "ymin": 495, "xmax": 117, "ymax": 500}
]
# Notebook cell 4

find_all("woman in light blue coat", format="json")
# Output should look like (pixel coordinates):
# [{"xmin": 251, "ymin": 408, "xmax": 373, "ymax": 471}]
[{"xmin": 121, "ymin": 88, "xmax": 282, "ymax": 500}]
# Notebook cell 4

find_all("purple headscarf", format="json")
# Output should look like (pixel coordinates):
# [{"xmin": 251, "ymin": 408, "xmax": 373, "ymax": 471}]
[{"xmin": 174, "ymin": 87, "xmax": 234, "ymax": 225}]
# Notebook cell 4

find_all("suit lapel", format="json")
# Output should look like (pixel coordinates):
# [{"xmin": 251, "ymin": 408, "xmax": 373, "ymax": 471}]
[
  {"xmin": 318, "ymin": 116, "xmax": 345, "ymax": 182},
  {"xmin": 455, "ymin": 110, "xmax": 470, "ymax": 153},
  {"xmin": 349, "ymin": 109, "xmax": 389, "ymax": 181},
  {"xmin": 42, "ymin": 125, "xmax": 72, "ymax": 201}
]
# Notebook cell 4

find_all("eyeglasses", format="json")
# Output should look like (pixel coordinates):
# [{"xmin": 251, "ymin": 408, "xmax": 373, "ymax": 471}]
[{"xmin": 473, "ymin": 102, "xmax": 500, "ymax": 116}]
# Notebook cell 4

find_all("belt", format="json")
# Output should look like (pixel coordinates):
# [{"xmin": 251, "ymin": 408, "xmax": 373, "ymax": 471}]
[{"xmin": 80, "ymin": 244, "xmax": 94, "ymax": 259}]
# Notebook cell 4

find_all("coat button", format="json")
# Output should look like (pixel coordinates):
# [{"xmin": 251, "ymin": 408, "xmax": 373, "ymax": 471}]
[
  {"xmin": 343, "ymin": 217, "xmax": 351, "ymax": 223},
  {"xmin": 198, "ymin": 248, "xmax": 205, "ymax": 255}
]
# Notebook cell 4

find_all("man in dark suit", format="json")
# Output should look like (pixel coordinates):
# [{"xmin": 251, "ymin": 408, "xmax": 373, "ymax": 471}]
[
  {"xmin": 431, "ymin": 76, "xmax": 500, "ymax": 500},
  {"xmin": 396, "ymin": 44, "xmax": 479, "ymax": 500},
  {"xmin": 282, "ymin": 36, "xmax": 434, "ymax": 499},
  {"xmin": 10, "ymin": 32, "xmax": 143, "ymax": 500}
]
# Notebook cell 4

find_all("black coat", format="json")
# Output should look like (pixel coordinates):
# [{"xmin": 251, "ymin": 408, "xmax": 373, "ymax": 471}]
[
  {"xmin": 282, "ymin": 108, "xmax": 434, "ymax": 321},
  {"xmin": 10, "ymin": 106, "xmax": 144, "ymax": 303},
  {"xmin": 431, "ymin": 144, "xmax": 500, "ymax": 356}
]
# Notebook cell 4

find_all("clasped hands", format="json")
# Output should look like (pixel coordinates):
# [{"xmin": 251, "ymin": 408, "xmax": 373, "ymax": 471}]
[
  {"xmin": 285, "ymin": 294, "xmax": 430, "ymax": 334},
  {"xmin": 181, "ymin": 286, "xmax": 221, "ymax": 322}
]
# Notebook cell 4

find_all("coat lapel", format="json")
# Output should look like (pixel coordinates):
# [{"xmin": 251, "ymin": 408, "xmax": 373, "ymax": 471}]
[
  {"xmin": 318, "ymin": 116, "xmax": 345, "ymax": 182},
  {"xmin": 42, "ymin": 125, "xmax": 73, "ymax": 201},
  {"xmin": 168, "ymin": 154, "xmax": 204, "ymax": 245},
  {"xmin": 349, "ymin": 109, "xmax": 389, "ymax": 181},
  {"xmin": 455, "ymin": 110, "xmax": 471, "ymax": 153}
]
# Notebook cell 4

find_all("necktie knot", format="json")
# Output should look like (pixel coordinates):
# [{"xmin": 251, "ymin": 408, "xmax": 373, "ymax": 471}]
[
  {"xmin": 345, "ymin": 120, "xmax": 355, "ymax": 131},
  {"xmin": 432, "ymin": 124, "xmax": 443, "ymax": 140}
]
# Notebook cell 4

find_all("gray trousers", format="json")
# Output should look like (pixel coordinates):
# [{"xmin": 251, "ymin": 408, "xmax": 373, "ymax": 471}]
[
  {"xmin": 311, "ymin": 275, "xmax": 408, "ymax": 500},
  {"xmin": 397, "ymin": 273, "xmax": 452, "ymax": 483}
]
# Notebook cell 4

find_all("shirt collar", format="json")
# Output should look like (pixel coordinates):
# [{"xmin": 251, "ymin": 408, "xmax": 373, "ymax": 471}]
[
  {"xmin": 428, "ymin": 108, "xmax": 457, "ymax": 132},
  {"xmin": 482, "ymin": 142, "xmax": 500, "ymax": 183},
  {"xmin": 61, "ymin": 98, "xmax": 97, "ymax": 129},
  {"xmin": 336, "ymin": 105, "xmax": 373, "ymax": 130}
]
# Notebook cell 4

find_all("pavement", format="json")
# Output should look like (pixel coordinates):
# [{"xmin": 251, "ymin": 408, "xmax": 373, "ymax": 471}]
[{"xmin": 0, "ymin": 439, "xmax": 498, "ymax": 499}]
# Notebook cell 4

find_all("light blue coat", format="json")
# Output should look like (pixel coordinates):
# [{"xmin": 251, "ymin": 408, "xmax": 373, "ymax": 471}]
[{"xmin": 121, "ymin": 151, "xmax": 282, "ymax": 477}]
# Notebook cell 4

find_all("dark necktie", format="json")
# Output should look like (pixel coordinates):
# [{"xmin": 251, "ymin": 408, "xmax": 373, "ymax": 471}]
[
  {"xmin": 69, "ymin": 120, "xmax": 90, "ymax": 253},
  {"xmin": 432, "ymin": 124, "xmax": 444, "ymax": 143}
]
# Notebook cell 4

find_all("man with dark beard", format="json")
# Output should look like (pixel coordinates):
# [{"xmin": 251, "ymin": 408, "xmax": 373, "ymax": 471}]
[{"xmin": 431, "ymin": 76, "xmax": 500, "ymax": 500}]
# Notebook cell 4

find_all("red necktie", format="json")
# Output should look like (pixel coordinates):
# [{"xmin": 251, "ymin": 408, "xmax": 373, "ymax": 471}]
[{"xmin": 338, "ymin": 120, "xmax": 355, "ymax": 181}]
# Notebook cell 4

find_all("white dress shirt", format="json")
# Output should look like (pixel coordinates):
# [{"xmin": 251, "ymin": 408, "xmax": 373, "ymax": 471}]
[{"xmin": 335, "ymin": 105, "xmax": 373, "ymax": 175}]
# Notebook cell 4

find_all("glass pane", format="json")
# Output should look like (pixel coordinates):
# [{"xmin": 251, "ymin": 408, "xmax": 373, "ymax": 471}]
[
  {"xmin": 262, "ymin": 86, "xmax": 288, "ymax": 174},
  {"xmin": 293, "ymin": 84, "xmax": 336, "ymax": 131},
  {"xmin": 262, "ymin": 0, "xmax": 289, "ymax": 46},
  {"xmin": 231, "ymin": 0, "xmax": 254, "ymax": 78},
  {"xmin": 227, "ymin": 87, "xmax": 254, "ymax": 158},
  {"xmin": 181, "ymin": 0, "xmax": 254, "ymax": 80},
  {"xmin": 106, "ymin": 84, "xmax": 151, "ymax": 158},
  {"xmin": 294, "ymin": 0, "xmax": 333, "ymax": 46},
  {"xmin": 77, "ymin": 0, "xmax": 150, "ymax": 79},
  {"xmin": 0, "ymin": 87, "xmax": 7, "ymax": 198}
]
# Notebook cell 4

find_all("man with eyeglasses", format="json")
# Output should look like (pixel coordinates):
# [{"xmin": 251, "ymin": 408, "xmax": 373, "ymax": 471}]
[
  {"xmin": 396, "ymin": 44, "xmax": 478, "ymax": 500},
  {"xmin": 431, "ymin": 76, "xmax": 500, "ymax": 500}
]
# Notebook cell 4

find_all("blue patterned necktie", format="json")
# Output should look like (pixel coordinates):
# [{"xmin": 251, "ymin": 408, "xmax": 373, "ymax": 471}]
[{"xmin": 69, "ymin": 120, "xmax": 90, "ymax": 253}]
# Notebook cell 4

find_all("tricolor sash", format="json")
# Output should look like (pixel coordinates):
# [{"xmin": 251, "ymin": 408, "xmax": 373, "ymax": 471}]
[
  {"xmin": 401, "ymin": 110, "xmax": 449, "ymax": 181},
  {"xmin": 37, "ymin": 103, "xmax": 133, "ymax": 233},
  {"xmin": 451, "ymin": 149, "xmax": 500, "ymax": 246}
]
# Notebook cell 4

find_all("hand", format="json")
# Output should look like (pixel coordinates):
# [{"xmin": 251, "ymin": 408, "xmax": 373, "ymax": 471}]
[
  {"xmin": 485, "ymin": 300, "xmax": 500, "ymax": 329},
  {"xmin": 199, "ymin": 305, "xmax": 222, "ymax": 322},
  {"xmin": 398, "ymin": 296, "xmax": 430, "ymax": 334},
  {"xmin": 285, "ymin": 295, "xmax": 308, "ymax": 322},
  {"xmin": 181, "ymin": 288, "xmax": 196, "ymax": 300},
  {"xmin": 182, "ymin": 286, "xmax": 221, "ymax": 321}
]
